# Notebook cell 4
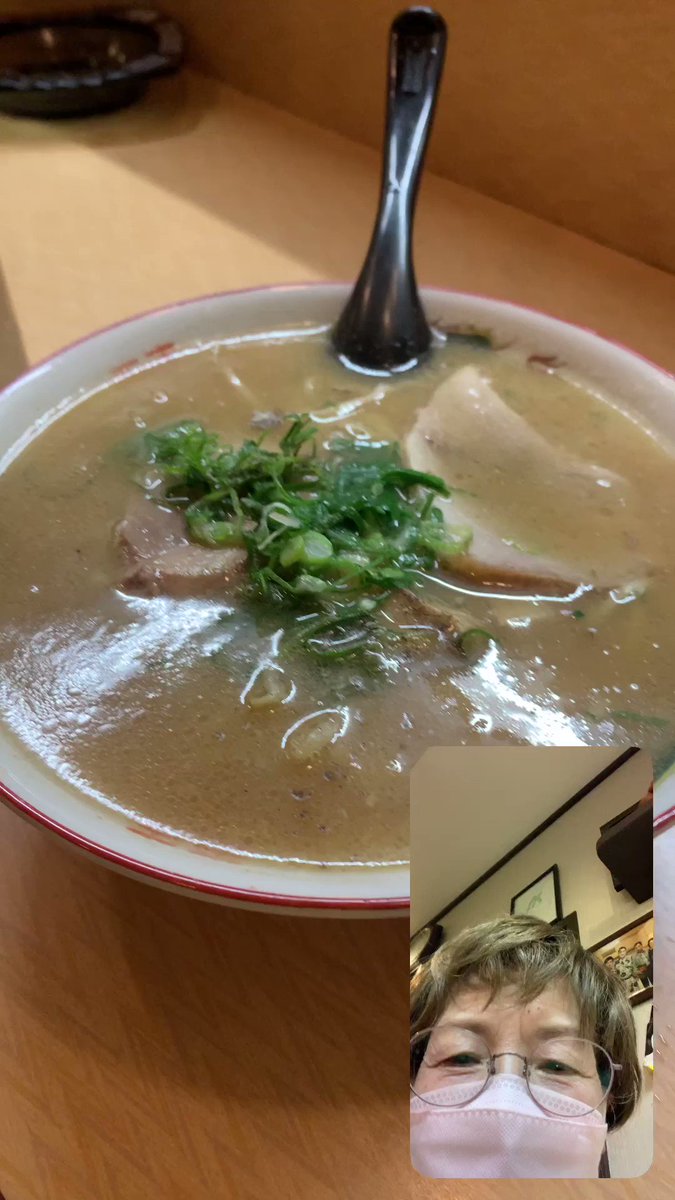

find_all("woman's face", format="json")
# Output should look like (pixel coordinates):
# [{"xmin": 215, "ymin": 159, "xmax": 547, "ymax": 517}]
[{"xmin": 416, "ymin": 980, "xmax": 608, "ymax": 1118}]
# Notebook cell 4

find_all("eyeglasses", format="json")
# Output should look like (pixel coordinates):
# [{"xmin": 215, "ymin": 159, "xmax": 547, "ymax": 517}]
[{"xmin": 411, "ymin": 1024, "xmax": 622, "ymax": 1118}]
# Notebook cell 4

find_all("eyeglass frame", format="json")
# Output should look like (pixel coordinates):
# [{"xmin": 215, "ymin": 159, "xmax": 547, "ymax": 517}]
[{"xmin": 410, "ymin": 1026, "xmax": 623, "ymax": 1118}]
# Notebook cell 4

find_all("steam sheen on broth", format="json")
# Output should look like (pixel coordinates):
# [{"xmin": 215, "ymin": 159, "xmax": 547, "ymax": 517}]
[{"xmin": 0, "ymin": 325, "xmax": 673, "ymax": 868}]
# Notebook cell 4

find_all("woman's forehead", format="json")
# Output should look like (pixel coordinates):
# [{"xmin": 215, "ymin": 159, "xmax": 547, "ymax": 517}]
[{"xmin": 439, "ymin": 978, "xmax": 580, "ymax": 1030}]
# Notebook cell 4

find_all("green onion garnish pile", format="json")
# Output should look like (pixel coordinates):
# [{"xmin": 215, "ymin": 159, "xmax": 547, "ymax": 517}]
[{"xmin": 143, "ymin": 415, "xmax": 472, "ymax": 659}]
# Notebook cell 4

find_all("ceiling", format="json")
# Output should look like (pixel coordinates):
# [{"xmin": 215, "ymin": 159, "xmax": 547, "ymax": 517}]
[{"xmin": 410, "ymin": 746, "xmax": 631, "ymax": 932}]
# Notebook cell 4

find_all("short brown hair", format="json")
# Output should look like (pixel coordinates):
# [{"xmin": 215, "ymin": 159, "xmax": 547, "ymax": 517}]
[{"xmin": 411, "ymin": 914, "xmax": 642, "ymax": 1129}]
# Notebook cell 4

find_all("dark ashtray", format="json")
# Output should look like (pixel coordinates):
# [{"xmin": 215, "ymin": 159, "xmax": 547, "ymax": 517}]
[{"xmin": 0, "ymin": 8, "xmax": 183, "ymax": 118}]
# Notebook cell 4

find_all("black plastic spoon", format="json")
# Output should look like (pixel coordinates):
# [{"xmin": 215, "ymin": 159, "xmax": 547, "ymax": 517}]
[{"xmin": 332, "ymin": 8, "xmax": 447, "ymax": 374}]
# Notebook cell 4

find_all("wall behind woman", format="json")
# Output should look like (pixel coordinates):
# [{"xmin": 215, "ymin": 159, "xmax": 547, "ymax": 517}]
[
  {"xmin": 439, "ymin": 749, "xmax": 652, "ymax": 947},
  {"xmin": 607, "ymin": 1001, "xmax": 653, "ymax": 1178}
]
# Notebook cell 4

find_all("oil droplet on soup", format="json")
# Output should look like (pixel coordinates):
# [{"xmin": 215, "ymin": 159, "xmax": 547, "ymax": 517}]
[{"xmin": 0, "ymin": 326, "xmax": 674, "ymax": 867}]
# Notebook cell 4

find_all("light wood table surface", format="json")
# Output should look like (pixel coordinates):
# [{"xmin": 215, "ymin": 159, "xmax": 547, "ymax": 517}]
[{"xmin": 0, "ymin": 70, "xmax": 673, "ymax": 1200}]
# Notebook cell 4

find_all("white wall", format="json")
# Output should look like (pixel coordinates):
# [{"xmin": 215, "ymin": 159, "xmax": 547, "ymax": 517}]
[
  {"xmin": 439, "ymin": 749, "xmax": 652, "ymax": 947},
  {"xmin": 607, "ymin": 1001, "xmax": 653, "ymax": 1178},
  {"xmin": 410, "ymin": 747, "xmax": 619, "ymax": 933}
]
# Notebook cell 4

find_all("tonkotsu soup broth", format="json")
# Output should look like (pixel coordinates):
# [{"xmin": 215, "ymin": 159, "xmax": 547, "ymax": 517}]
[{"xmin": 0, "ymin": 324, "xmax": 674, "ymax": 867}]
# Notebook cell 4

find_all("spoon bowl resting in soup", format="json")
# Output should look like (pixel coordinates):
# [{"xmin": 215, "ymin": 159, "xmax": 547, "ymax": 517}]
[{"xmin": 0, "ymin": 284, "xmax": 674, "ymax": 914}]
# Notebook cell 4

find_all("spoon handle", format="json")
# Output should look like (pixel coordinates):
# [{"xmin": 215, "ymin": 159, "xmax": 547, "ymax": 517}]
[{"xmin": 333, "ymin": 8, "xmax": 447, "ymax": 372}]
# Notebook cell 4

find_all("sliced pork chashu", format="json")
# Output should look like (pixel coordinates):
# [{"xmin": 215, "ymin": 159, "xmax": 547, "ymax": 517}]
[
  {"xmin": 406, "ymin": 365, "xmax": 650, "ymax": 596},
  {"xmin": 115, "ymin": 495, "xmax": 247, "ymax": 598}
]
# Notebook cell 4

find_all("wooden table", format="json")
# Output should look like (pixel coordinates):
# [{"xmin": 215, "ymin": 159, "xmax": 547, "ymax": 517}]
[{"xmin": 0, "ymin": 70, "xmax": 673, "ymax": 1199}]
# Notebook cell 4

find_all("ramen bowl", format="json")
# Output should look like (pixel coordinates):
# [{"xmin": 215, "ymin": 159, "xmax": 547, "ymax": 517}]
[{"xmin": 0, "ymin": 284, "xmax": 673, "ymax": 914}]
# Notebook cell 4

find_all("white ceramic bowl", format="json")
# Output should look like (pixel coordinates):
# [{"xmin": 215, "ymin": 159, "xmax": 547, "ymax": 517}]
[{"xmin": 1, "ymin": 284, "xmax": 674, "ymax": 915}]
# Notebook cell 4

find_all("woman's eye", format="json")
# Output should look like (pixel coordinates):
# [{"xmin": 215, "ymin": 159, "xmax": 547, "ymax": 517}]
[
  {"xmin": 442, "ymin": 1053, "xmax": 482, "ymax": 1067},
  {"xmin": 538, "ymin": 1059, "xmax": 575, "ymax": 1075}
]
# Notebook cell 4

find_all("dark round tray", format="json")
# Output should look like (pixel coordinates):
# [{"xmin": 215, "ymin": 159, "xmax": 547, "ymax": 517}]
[{"xmin": 0, "ymin": 9, "xmax": 183, "ymax": 118}]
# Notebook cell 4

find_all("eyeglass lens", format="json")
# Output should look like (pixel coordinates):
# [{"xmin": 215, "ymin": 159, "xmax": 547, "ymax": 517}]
[{"xmin": 411, "ymin": 1025, "xmax": 613, "ymax": 1115}]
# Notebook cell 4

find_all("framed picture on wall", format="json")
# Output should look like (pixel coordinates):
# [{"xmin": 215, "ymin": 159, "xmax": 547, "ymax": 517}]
[
  {"xmin": 410, "ymin": 923, "xmax": 444, "ymax": 974},
  {"xmin": 552, "ymin": 910, "xmax": 580, "ymax": 941},
  {"xmin": 588, "ymin": 912, "xmax": 654, "ymax": 1006},
  {"xmin": 510, "ymin": 865, "xmax": 562, "ymax": 924}
]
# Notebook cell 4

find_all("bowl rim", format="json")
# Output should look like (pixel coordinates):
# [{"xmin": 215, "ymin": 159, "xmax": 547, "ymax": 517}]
[
  {"xmin": 0, "ymin": 778, "xmax": 407, "ymax": 909},
  {"xmin": 1, "ymin": 280, "xmax": 673, "ymax": 911},
  {"xmin": 2, "ymin": 281, "xmax": 672, "ymax": 405}
]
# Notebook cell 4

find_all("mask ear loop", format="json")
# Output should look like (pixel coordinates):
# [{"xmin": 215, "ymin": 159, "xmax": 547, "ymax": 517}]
[
  {"xmin": 410, "ymin": 1031, "xmax": 429, "ymax": 1084},
  {"xmin": 604, "ymin": 1058, "xmax": 628, "ymax": 1129},
  {"xmin": 654, "ymin": 804, "xmax": 675, "ymax": 835}
]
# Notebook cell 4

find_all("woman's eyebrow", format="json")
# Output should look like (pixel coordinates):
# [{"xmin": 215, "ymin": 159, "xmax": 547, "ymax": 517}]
[
  {"xmin": 433, "ymin": 1017, "xmax": 582, "ymax": 1038},
  {"xmin": 532, "ymin": 1021, "xmax": 581, "ymax": 1039},
  {"xmin": 438, "ymin": 1016, "xmax": 494, "ymax": 1034}
]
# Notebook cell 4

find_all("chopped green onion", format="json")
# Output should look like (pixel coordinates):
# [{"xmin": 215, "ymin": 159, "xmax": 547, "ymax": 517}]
[
  {"xmin": 609, "ymin": 710, "xmax": 670, "ymax": 730},
  {"xmin": 279, "ymin": 531, "xmax": 333, "ymax": 569},
  {"xmin": 139, "ymin": 413, "xmax": 488, "ymax": 660},
  {"xmin": 300, "ymin": 531, "xmax": 334, "ymax": 566},
  {"xmin": 457, "ymin": 628, "xmax": 500, "ymax": 659},
  {"xmin": 265, "ymin": 503, "xmax": 301, "ymax": 529},
  {"xmin": 187, "ymin": 515, "xmax": 244, "ymax": 546},
  {"xmin": 420, "ymin": 522, "xmax": 473, "ymax": 559},
  {"xmin": 293, "ymin": 574, "xmax": 329, "ymax": 595},
  {"xmin": 583, "ymin": 709, "xmax": 669, "ymax": 731}
]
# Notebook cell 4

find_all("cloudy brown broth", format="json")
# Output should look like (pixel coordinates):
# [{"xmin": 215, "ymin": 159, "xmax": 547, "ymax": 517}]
[{"xmin": 0, "ymin": 326, "xmax": 673, "ymax": 867}]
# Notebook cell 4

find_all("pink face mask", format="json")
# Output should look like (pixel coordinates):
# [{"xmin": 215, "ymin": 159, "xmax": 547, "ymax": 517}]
[{"xmin": 410, "ymin": 1074, "xmax": 608, "ymax": 1179}]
